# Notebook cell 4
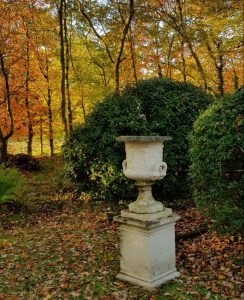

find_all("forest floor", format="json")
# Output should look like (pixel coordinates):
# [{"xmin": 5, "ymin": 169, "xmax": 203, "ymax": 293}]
[{"xmin": 0, "ymin": 157, "xmax": 243, "ymax": 300}]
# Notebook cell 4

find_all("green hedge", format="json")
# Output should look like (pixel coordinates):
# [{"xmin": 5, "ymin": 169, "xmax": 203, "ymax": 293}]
[
  {"xmin": 189, "ymin": 89, "xmax": 244, "ymax": 233},
  {"xmin": 63, "ymin": 78, "xmax": 212, "ymax": 202}
]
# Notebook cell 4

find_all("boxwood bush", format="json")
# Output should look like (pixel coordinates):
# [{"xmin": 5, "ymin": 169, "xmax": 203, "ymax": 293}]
[
  {"xmin": 189, "ymin": 89, "xmax": 244, "ymax": 233},
  {"xmin": 63, "ymin": 78, "xmax": 212, "ymax": 202}
]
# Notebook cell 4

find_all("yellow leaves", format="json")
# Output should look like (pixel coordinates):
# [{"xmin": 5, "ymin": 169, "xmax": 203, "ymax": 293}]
[
  {"xmin": 70, "ymin": 291, "xmax": 82, "ymax": 298},
  {"xmin": 73, "ymin": 240, "xmax": 83, "ymax": 248},
  {"xmin": 78, "ymin": 271, "xmax": 90, "ymax": 279},
  {"xmin": 42, "ymin": 295, "xmax": 52, "ymax": 300},
  {"xmin": 0, "ymin": 239, "xmax": 11, "ymax": 248},
  {"xmin": 60, "ymin": 282, "xmax": 68, "ymax": 290},
  {"xmin": 177, "ymin": 225, "xmax": 243, "ymax": 298},
  {"xmin": 162, "ymin": 292, "xmax": 171, "ymax": 297},
  {"xmin": 219, "ymin": 266, "xmax": 226, "ymax": 271},
  {"xmin": 211, "ymin": 281, "xmax": 218, "ymax": 293},
  {"xmin": 217, "ymin": 274, "xmax": 225, "ymax": 280},
  {"xmin": 100, "ymin": 296, "xmax": 112, "ymax": 300},
  {"xmin": 229, "ymin": 235, "xmax": 242, "ymax": 242},
  {"xmin": 63, "ymin": 233, "xmax": 75, "ymax": 241}
]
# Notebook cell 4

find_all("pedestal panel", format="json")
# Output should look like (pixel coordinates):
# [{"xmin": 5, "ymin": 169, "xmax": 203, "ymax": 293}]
[{"xmin": 114, "ymin": 213, "xmax": 180, "ymax": 289}]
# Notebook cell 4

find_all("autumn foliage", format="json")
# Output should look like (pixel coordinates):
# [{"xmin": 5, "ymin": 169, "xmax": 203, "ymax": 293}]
[
  {"xmin": 0, "ymin": 0, "xmax": 243, "ymax": 161},
  {"xmin": 0, "ymin": 1, "xmax": 243, "ymax": 298}
]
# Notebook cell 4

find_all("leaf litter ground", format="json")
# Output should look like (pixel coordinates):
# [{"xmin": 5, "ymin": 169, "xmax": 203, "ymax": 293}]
[{"xmin": 0, "ymin": 157, "xmax": 243, "ymax": 299}]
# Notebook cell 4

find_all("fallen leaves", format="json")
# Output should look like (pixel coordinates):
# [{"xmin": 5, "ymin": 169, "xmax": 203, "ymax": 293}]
[
  {"xmin": 1, "ymin": 202, "xmax": 242, "ymax": 299},
  {"xmin": 176, "ymin": 229, "xmax": 243, "ymax": 298},
  {"xmin": 0, "ymin": 158, "xmax": 243, "ymax": 299}
]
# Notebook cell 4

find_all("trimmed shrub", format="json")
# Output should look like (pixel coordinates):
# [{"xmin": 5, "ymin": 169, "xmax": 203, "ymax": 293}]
[
  {"xmin": 63, "ymin": 78, "xmax": 212, "ymax": 202},
  {"xmin": 189, "ymin": 89, "xmax": 244, "ymax": 233}
]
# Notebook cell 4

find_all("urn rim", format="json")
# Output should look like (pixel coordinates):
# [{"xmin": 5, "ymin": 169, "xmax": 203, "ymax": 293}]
[{"xmin": 116, "ymin": 135, "xmax": 172, "ymax": 143}]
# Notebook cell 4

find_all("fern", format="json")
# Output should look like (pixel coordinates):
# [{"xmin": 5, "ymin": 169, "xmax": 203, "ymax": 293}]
[{"xmin": 0, "ymin": 166, "xmax": 21, "ymax": 204}]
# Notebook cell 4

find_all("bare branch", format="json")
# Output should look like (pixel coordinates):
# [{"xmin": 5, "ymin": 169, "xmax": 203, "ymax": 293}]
[{"xmin": 78, "ymin": 0, "xmax": 114, "ymax": 64}]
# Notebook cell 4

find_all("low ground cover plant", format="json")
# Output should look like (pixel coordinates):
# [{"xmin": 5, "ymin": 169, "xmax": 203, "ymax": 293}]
[
  {"xmin": 63, "ymin": 78, "xmax": 212, "ymax": 202},
  {"xmin": 0, "ymin": 166, "xmax": 22, "ymax": 206}
]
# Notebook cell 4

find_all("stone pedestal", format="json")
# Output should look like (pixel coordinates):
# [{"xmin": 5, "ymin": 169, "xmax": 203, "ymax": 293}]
[
  {"xmin": 114, "ymin": 211, "xmax": 180, "ymax": 289},
  {"xmin": 115, "ymin": 136, "xmax": 179, "ymax": 289}
]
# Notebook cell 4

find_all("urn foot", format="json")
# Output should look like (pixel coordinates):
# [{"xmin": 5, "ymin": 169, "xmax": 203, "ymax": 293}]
[{"xmin": 129, "ymin": 181, "xmax": 164, "ymax": 214}]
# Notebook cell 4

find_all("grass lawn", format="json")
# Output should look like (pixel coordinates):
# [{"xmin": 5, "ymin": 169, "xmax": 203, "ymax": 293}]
[
  {"xmin": 0, "ymin": 157, "xmax": 243, "ymax": 299},
  {"xmin": 8, "ymin": 137, "xmax": 64, "ymax": 157}
]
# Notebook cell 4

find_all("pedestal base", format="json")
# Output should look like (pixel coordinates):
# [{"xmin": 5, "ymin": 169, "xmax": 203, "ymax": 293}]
[
  {"xmin": 117, "ymin": 269, "xmax": 180, "ymax": 289},
  {"xmin": 121, "ymin": 208, "xmax": 172, "ymax": 221},
  {"xmin": 114, "ymin": 212, "xmax": 180, "ymax": 289}
]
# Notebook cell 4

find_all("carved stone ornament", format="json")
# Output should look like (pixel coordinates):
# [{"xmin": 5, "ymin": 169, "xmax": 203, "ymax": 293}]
[{"xmin": 116, "ymin": 136, "xmax": 172, "ymax": 214}]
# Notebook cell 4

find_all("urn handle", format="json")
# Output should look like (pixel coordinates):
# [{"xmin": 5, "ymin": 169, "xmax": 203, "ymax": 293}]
[
  {"xmin": 159, "ymin": 161, "xmax": 167, "ymax": 176},
  {"xmin": 122, "ymin": 159, "xmax": 127, "ymax": 171}
]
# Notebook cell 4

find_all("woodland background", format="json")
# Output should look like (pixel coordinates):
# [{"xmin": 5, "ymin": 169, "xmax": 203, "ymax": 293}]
[
  {"xmin": 0, "ymin": 0, "xmax": 243, "ymax": 160},
  {"xmin": 0, "ymin": 1, "xmax": 243, "ymax": 298}
]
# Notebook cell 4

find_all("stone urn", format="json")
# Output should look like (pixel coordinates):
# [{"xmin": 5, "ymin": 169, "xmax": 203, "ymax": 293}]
[{"xmin": 116, "ymin": 136, "xmax": 172, "ymax": 214}]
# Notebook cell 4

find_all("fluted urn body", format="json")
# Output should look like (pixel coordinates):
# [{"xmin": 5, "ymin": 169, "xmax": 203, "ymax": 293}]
[{"xmin": 116, "ymin": 136, "xmax": 171, "ymax": 214}]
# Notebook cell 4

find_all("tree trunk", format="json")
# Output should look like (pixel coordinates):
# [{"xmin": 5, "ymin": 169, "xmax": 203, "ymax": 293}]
[
  {"xmin": 157, "ymin": 63, "xmax": 163, "ymax": 78},
  {"xmin": 115, "ymin": 0, "xmax": 135, "ymax": 92},
  {"xmin": 216, "ymin": 43, "xmax": 224, "ymax": 95},
  {"xmin": 25, "ymin": 95, "xmax": 33, "ymax": 156},
  {"xmin": 37, "ymin": 47, "xmax": 55, "ymax": 156},
  {"xmin": 166, "ymin": 35, "xmax": 175, "ymax": 78},
  {"xmin": 44, "ymin": 55, "xmax": 54, "ymax": 156},
  {"xmin": 180, "ymin": 31, "xmax": 207, "ymax": 91},
  {"xmin": 0, "ymin": 140, "xmax": 8, "ymax": 163},
  {"xmin": 181, "ymin": 40, "xmax": 187, "ymax": 83},
  {"xmin": 233, "ymin": 68, "xmax": 239, "ymax": 91},
  {"xmin": 58, "ymin": 0, "xmax": 68, "ymax": 137},
  {"xmin": 64, "ymin": 0, "xmax": 73, "ymax": 133},
  {"xmin": 217, "ymin": 65, "xmax": 224, "ymax": 96},
  {"xmin": 0, "ymin": 53, "xmax": 14, "ymax": 163},
  {"xmin": 80, "ymin": 85, "xmax": 86, "ymax": 122},
  {"xmin": 176, "ymin": 0, "xmax": 207, "ymax": 90},
  {"xmin": 40, "ymin": 115, "xmax": 43, "ymax": 156},
  {"xmin": 78, "ymin": 0, "xmax": 134, "ymax": 92},
  {"xmin": 47, "ymin": 85, "xmax": 54, "ymax": 156},
  {"xmin": 128, "ymin": 27, "xmax": 137, "ymax": 82},
  {"xmin": 25, "ymin": 33, "xmax": 33, "ymax": 156},
  {"xmin": 205, "ymin": 40, "xmax": 224, "ymax": 95},
  {"xmin": 154, "ymin": 24, "xmax": 163, "ymax": 78}
]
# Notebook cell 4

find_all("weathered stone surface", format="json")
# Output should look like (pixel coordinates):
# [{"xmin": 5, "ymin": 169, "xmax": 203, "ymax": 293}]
[
  {"xmin": 116, "ymin": 136, "xmax": 172, "ymax": 142},
  {"xmin": 114, "ymin": 213, "xmax": 180, "ymax": 289},
  {"xmin": 114, "ymin": 135, "xmax": 179, "ymax": 289},
  {"xmin": 119, "ymin": 139, "xmax": 169, "ymax": 181},
  {"xmin": 116, "ymin": 135, "xmax": 171, "ymax": 214},
  {"xmin": 128, "ymin": 181, "xmax": 164, "ymax": 213},
  {"xmin": 120, "ymin": 208, "xmax": 172, "ymax": 222}
]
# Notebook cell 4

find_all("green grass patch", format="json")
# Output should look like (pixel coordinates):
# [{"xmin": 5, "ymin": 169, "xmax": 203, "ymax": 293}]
[{"xmin": 8, "ymin": 137, "xmax": 64, "ymax": 156}]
